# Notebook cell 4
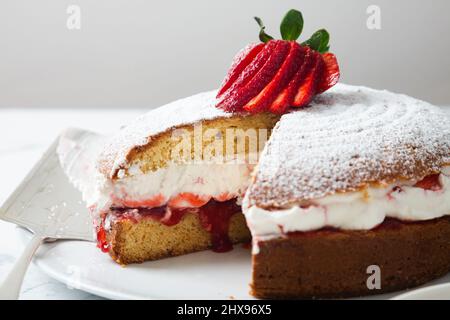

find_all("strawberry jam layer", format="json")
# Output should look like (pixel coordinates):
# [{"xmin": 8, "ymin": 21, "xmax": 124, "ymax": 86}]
[
  {"xmin": 414, "ymin": 173, "xmax": 442, "ymax": 191},
  {"xmin": 97, "ymin": 198, "xmax": 241, "ymax": 253},
  {"xmin": 286, "ymin": 217, "xmax": 445, "ymax": 239}
]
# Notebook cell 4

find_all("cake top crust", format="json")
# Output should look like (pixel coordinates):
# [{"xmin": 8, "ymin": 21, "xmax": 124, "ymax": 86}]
[
  {"xmin": 245, "ymin": 84, "xmax": 450, "ymax": 208},
  {"xmin": 98, "ymin": 90, "xmax": 233, "ymax": 178}
]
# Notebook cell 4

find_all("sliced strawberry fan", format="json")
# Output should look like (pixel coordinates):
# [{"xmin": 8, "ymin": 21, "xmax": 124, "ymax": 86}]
[{"xmin": 216, "ymin": 9, "xmax": 340, "ymax": 114}]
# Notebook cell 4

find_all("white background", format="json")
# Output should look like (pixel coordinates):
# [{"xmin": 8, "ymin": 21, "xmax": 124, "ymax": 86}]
[{"xmin": 1, "ymin": 0, "xmax": 449, "ymax": 108}]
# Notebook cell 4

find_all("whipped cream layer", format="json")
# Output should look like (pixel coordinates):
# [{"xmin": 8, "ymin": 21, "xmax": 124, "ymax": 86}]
[
  {"xmin": 89, "ymin": 159, "xmax": 254, "ymax": 214},
  {"xmin": 244, "ymin": 167, "xmax": 450, "ymax": 239},
  {"xmin": 112, "ymin": 162, "xmax": 253, "ymax": 207}
]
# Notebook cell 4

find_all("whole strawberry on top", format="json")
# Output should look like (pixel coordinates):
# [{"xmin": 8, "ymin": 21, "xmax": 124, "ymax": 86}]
[{"xmin": 216, "ymin": 9, "xmax": 340, "ymax": 114}]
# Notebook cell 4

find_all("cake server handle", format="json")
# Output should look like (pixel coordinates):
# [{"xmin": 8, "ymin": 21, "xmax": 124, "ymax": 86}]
[{"xmin": 0, "ymin": 233, "xmax": 44, "ymax": 300}]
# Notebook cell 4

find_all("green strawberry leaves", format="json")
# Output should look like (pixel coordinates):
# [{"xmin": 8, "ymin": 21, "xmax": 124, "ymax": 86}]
[
  {"xmin": 280, "ymin": 9, "xmax": 303, "ymax": 41},
  {"xmin": 254, "ymin": 9, "xmax": 330, "ymax": 53},
  {"xmin": 302, "ymin": 29, "xmax": 330, "ymax": 53}
]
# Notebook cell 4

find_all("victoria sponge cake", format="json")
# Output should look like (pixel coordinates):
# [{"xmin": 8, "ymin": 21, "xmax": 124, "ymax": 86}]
[{"xmin": 59, "ymin": 84, "xmax": 450, "ymax": 298}]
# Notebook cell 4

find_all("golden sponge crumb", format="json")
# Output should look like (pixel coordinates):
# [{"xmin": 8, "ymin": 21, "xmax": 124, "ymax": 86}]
[
  {"xmin": 107, "ymin": 212, "xmax": 250, "ymax": 264},
  {"xmin": 125, "ymin": 113, "xmax": 280, "ymax": 175}
]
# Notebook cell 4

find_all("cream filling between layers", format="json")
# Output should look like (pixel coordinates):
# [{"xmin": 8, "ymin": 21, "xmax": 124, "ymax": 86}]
[
  {"xmin": 244, "ymin": 167, "xmax": 450, "ymax": 241},
  {"xmin": 114, "ymin": 162, "xmax": 253, "ymax": 207},
  {"xmin": 91, "ymin": 159, "xmax": 256, "ymax": 214}
]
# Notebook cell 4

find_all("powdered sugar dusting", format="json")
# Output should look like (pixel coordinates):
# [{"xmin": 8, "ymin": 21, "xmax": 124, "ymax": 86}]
[
  {"xmin": 246, "ymin": 84, "xmax": 450, "ymax": 208},
  {"xmin": 98, "ymin": 90, "xmax": 232, "ymax": 178}
]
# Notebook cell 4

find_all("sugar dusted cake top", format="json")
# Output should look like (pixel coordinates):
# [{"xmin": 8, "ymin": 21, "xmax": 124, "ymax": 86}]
[{"xmin": 245, "ymin": 84, "xmax": 450, "ymax": 208}]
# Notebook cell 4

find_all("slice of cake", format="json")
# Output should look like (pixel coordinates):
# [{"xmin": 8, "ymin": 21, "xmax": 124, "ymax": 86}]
[
  {"xmin": 243, "ymin": 84, "xmax": 450, "ymax": 298},
  {"xmin": 91, "ymin": 91, "xmax": 279, "ymax": 264},
  {"xmin": 61, "ymin": 8, "xmax": 339, "ymax": 266}
]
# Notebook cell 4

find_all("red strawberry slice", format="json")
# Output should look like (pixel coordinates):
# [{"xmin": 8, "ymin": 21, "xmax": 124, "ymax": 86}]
[
  {"xmin": 215, "ymin": 10, "xmax": 341, "ymax": 114},
  {"xmin": 217, "ymin": 43, "xmax": 264, "ymax": 97},
  {"xmin": 317, "ymin": 52, "xmax": 340, "ymax": 94},
  {"xmin": 268, "ymin": 47, "xmax": 315, "ymax": 113},
  {"xmin": 242, "ymin": 41, "xmax": 305, "ymax": 113},
  {"xmin": 292, "ymin": 51, "xmax": 324, "ymax": 107},
  {"xmin": 414, "ymin": 174, "xmax": 442, "ymax": 191},
  {"xmin": 217, "ymin": 40, "xmax": 277, "ymax": 109},
  {"xmin": 217, "ymin": 40, "xmax": 290, "ymax": 112}
]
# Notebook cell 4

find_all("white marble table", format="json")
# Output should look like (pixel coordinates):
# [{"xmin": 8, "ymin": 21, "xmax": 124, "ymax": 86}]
[{"xmin": 1, "ymin": 106, "xmax": 449, "ymax": 299}]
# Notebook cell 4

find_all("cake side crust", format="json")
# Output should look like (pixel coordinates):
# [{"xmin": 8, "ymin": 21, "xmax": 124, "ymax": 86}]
[{"xmin": 252, "ymin": 216, "xmax": 450, "ymax": 299}]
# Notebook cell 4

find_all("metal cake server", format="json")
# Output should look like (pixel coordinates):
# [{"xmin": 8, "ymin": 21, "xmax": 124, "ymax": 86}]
[{"xmin": 0, "ymin": 128, "xmax": 101, "ymax": 299}]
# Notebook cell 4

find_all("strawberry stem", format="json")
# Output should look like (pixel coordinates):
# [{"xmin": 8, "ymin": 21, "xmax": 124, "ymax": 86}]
[
  {"xmin": 254, "ymin": 9, "xmax": 331, "ymax": 54},
  {"xmin": 254, "ymin": 17, "xmax": 274, "ymax": 43}
]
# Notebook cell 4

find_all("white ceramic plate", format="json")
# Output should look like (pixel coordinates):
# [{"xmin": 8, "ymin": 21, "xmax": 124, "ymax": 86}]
[
  {"xmin": 16, "ymin": 226, "xmax": 450, "ymax": 300},
  {"xmin": 20, "ymin": 228, "xmax": 255, "ymax": 300},
  {"xmin": 392, "ymin": 283, "xmax": 450, "ymax": 300}
]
